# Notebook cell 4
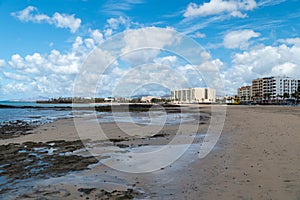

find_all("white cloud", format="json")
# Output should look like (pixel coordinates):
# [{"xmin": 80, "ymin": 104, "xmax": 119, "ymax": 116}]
[
  {"xmin": 1, "ymin": 26, "xmax": 111, "ymax": 98},
  {"xmin": 0, "ymin": 27, "xmax": 225, "ymax": 98},
  {"xmin": 3, "ymin": 83, "xmax": 28, "ymax": 94},
  {"xmin": 89, "ymin": 29, "xmax": 104, "ymax": 45},
  {"xmin": 112, "ymin": 63, "xmax": 190, "ymax": 97},
  {"xmin": 1, "ymin": 33, "xmax": 98, "ymax": 96},
  {"xmin": 183, "ymin": 0, "xmax": 257, "ymax": 18},
  {"xmin": 8, "ymin": 54, "xmax": 25, "ymax": 69},
  {"xmin": 11, "ymin": 6, "xmax": 81, "ymax": 33},
  {"xmin": 11, "ymin": 6, "xmax": 50, "ymax": 22},
  {"xmin": 121, "ymin": 27, "xmax": 177, "ymax": 65},
  {"xmin": 230, "ymin": 10, "xmax": 247, "ymax": 18},
  {"xmin": 232, "ymin": 45, "xmax": 299, "ymax": 74},
  {"xmin": 47, "ymin": 50, "xmax": 81, "ymax": 74},
  {"xmin": 102, "ymin": 0, "xmax": 144, "ymax": 15},
  {"xmin": 221, "ymin": 40, "xmax": 300, "ymax": 94},
  {"xmin": 223, "ymin": 29, "xmax": 260, "ymax": 49},
  {"xmin": 51, "ymin": 12, "xmax": 81, "ymax": 33},
  {"xmin": 199, "ymin": 58, "xmax": 224, "ymax": 72},
  {"xmin": 278, "ymin": 37, "xmax": 300, "ymax": 47},
  {"xmin": 271, "ymin": 62, "xmax": 296, "ymax": 75},
  {"xmin": 84, "ymin": 38, "xmax": 95, "ymax": 49},
  {"xmin": 25, "ymin": 53, "xmax": 44, "ymax": 65},
  {"xmin": 154, "ymin": 56, "xmax": 177, "ymax": 66},
  {"xmin": 3, "ymin": 72, "xmax": 30, "ymax": 81},
  {"xmin": 104, "ymin": 29, "xmax": 113, "ymax": 38},
  {"xmin": 74, "ymin": 47, "xmax": 118, "ymax": 97},
  {"xmin": 106, "ymin": 16, "xmax": 129, "ymax": 30},
  {"xmin": 191, "ymin": 32, "xmax": 206, "ymax": 38},
  {"xmin": 200, "ymin": 51, "xmax": 212, "ymax": 61},
  {"xmin": 3, "ymin": 25, "xmax": 114, "ymax": 96},
  {"xmin": 103, "ymin": 16, "xmax": 136, "ymax": 37},
  {"xmin": 0, "ymin": 59, "xmax": 5, "ymax": 67},
  {"xmin": 257, "ymin": 0, "xmax": 287, "ymax": 7},
  {"xmin": 72, "ymin": 36, "xmax": 83, "ymax": 51}
]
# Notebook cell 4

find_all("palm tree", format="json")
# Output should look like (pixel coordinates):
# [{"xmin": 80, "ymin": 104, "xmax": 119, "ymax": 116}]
[
  {"xmin": 291, "ymin": 85, "xmax": 300, "ymax": 104},
  {"xmin": 263, "ymin": 93, "xmax": 271, "ymax": 104},
  {"xmin": 283, "ymin": 92, "xmax": 290, "ymax": 104},
  {"xmin": 241, "ymin": 95, "xmax": 246, "ymax": 102},
  {"xmin": 283, "ymin": 92, "xmax": 290, "ymax": 99},
  {"xmin": 275, "ymin": 94, "xmax": 282, "ymax": 104},
  {"xmin": 253, "ymin": 93, "xmax": 261, "ymax": 104}
]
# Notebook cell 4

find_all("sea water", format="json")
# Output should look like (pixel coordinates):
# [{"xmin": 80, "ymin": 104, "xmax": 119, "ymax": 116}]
[
  {"xmin": 0, "ymin": 107, "xmax": 73, "ymax": 124},
  {"xmin": 0, "ymin": 101, "xmax": 85, "ymax": 125},
  {"xmin": 0, "ymin": 101, "xmax": 104, "ymax": 124},
  {"xmin": 96, "ymin": 111, "xmax": 197, "ymax": 125}
]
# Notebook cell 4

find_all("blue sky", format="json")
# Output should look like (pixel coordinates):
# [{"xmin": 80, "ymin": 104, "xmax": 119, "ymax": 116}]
[{"xmin": 0, "ymin": 0, "xmax": 300, "ymax": 100}]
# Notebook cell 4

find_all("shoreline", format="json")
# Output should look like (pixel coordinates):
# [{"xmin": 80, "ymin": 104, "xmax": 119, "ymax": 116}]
[
  {"xmin": 0, "ymin": 105, "xmax": 300, "ymax": 199},
  {"xmin": 0, "ymin": 104, "xmax": 210, "ymax": 199}
]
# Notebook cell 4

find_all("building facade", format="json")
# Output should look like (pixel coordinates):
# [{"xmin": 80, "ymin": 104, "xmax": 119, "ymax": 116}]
[
  {"xmin": 171, "ymin": 88, "xmax": 216, "ymax": 103},
  {"xmin": 272, "ymin": 77, "xmax": 299, "ymax": 98},
  {"xmin": 237, "ymin": 86, "xmax": 252, "ymax": 102},
  {"xmin": 251, "ymin": 76, "xmax": 299, "ymax": 102},
  {"xmin": 141, "ymin": 96, "xmax": 161, "ymax": 103},
  {"xmin": 252, "ymin": 78, "xmax": 263, "ymax": 101}
]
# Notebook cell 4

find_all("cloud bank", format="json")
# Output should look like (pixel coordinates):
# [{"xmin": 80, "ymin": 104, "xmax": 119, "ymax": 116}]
[
  {"xmin": 222, "ymin": 39, "xmax": 300, "ymax": 94},
  {"xmin": 184, "ymin": 0, "xmax": 257, "ymax": 18},
  {"xmin": 223, "ymin": 29, "xmax": 260, "ymax": 49},
  {"xmin": 11, "ymin": 6, "xmax": 81, "ymax": 33}
]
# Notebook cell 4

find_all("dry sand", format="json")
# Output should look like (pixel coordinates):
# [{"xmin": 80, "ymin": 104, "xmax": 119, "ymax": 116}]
[
  {"xmin": 174, "ymin": 105, "xmax": 300, "ymax": 200},
  {"xmin": 1, "ymin": 105, "xmax": 300, "ymax": 199}
]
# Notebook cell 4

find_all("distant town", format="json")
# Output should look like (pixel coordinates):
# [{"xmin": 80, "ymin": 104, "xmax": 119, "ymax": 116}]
[
  {"xmin": 235, "ymin": 76, "xmax": 300, "ymax": 105},
  {"xmin": 36, "ymin": 96, "xmax": 172, "ymax": 104},
  {"xmin": 36, "ymin": 76, "xmax": 300, "ymax": 106},
  {"xmin": 36, "ymin": 88, "xmax": 217, "ymax": 105}
]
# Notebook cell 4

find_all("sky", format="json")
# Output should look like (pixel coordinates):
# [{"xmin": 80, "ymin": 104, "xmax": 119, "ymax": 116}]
[{"xmin": 0, "ymin": 0, "xmax": 300, "ymax": 100}]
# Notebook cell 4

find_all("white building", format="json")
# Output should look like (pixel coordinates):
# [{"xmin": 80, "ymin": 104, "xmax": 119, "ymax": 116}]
[
  {"xmin": 104, "ymin": 97, "xmax": 114, "ymax": 102},
  {"xmin": 216, "ymin": 96, "xmax": 234, "ymax": 104},
  {"xmin": 272, "ymin": 76, "xmax": 299, "ymax": 98},
  {"xmin": 171, "ymin": 88, "xmax": 216, "ymax": 103},
  {"xmin": 141, "ymin": 96, "xmax": 161, "ymax": 103},
  {"xmin": 252, "ymin": 76, "xmax": 300, "ymax": 100}
]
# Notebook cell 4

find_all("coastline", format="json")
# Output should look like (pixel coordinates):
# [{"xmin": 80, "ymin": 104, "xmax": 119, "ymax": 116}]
[{"xmin": 0, "ymin": 105, "xmax": 300, "ymax": 199}]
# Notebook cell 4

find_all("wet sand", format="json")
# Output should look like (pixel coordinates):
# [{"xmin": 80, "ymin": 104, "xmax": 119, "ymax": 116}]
[{"xmin": 1, "ymin": 105, "xmax": 300, "ymax": 199}]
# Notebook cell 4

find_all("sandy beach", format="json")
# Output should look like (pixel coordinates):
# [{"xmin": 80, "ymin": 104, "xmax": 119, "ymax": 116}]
[{"xmin": 0, "ymin": 105, "xmax": 300, "ymax": 199}]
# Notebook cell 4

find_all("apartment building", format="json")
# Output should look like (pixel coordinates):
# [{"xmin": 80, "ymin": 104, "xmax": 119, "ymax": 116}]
[
  {"xmin": 252, "ymin": 78, "xmax": 263, "ymax": 101},
  {"xmin": 237, "ymin": 86, "xmax": 252, "ymax": 102},
  {"xmin": 272, "ymin": 77, "xmax": 299, "ymax": 97},
  {"xmin": 171, "ymin": 88, "xmax": 216, "ymax": 103},
  {"xmin": 251, "ymin": 76, "xmax": 299, "ymax": 101}
]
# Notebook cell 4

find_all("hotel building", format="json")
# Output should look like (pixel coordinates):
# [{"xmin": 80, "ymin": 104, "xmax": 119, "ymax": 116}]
[
  {"xmin": 171, "ymin": 88, "xmax": 216, "ymax": 103},
  {"xmin": 252, "ymin": 78, "xmax": 264, "ymax": 101},
  {"xmin": 251, "ymin": 76, "xmax": 299, "ymax": 102},
  {"xmin": 272, "ymin": 76, "xmax": 299, "ymax": 98},
  {"xmin": 237, "ymin": 86, "xmax": 252, "ymax": 102}
]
